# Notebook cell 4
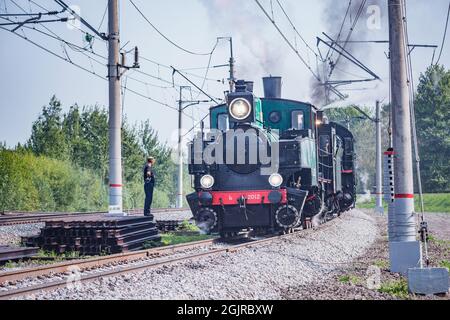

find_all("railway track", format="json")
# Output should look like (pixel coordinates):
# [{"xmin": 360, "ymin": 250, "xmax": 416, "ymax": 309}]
[
  {"xmin": 0, "ymin": 229, "xmax": 312, "ymax": 300},
  {"xmin": 0, "ymin": 208, "xmax": 187, "ymax": 226}
]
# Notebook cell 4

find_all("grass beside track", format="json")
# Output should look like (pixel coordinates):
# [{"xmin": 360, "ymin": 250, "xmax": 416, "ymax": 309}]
[
  {"xmin": 357, "ymin": 193, "xmax": 450, "ymax": 213},
  {"xmin": 144, "ymin": 220, "xmax": 214, "ymax": 248},
  {"xmin": 160, "ymin": 233, "xmax": 213, "ymax": 246}
]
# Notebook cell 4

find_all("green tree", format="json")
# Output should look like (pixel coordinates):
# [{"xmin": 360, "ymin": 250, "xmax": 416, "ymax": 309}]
[
  {"xmin": 326, "ymin": 105, "xmax": 386, "ymax": 193},
  {"xmin": 414, "ymin": 64, "xmax": 450, "ymax": 192},
  {"xmin": 28, "ymin": 96, "xmax": 69, "ymax": 160},
  {"xmin": 12, "ymin": 96, "xmax": 184, "ymax": 211}
]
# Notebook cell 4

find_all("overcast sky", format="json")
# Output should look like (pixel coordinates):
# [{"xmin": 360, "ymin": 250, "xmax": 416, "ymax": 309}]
[{"xmin": 1, "ymin": 0, "xmax": 449, "ymax": 149}]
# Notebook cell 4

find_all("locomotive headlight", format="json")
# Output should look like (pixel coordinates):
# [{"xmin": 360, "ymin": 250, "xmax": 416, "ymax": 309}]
[
  {"xmin": 268, "ymin": 173, "xmax": 283, "ymax": 188},
  {"xmin": 200, "ymin": 174, "xmax": 215, "ymax": 189},
  {"xmin": 229, "ymin": 98, "xmax": 251, "ymax": 120}
]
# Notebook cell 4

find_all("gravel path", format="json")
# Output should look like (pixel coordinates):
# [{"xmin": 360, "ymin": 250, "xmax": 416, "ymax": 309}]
[
  {"xmin": 424, "ymin": 213, "xmax": 450, "ymax": 241},
  {"xmin": 282, "ymin": 209, "xmax": 449, "ymax": 300},
  {"xmin": 19, "ymin": 209, "xmax": 377, "ymax": 300},
  {"xmin": 152, "ymin": 210, "xmax": 193, "ymax": 221},
  {"xmin": 0, "ymin": 223, "xmax": 44, "ymax": 246}
]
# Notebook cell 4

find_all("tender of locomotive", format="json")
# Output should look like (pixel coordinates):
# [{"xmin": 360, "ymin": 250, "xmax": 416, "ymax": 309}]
[{"xmin": 187, "ymin": 77, "xmax": 356, "ymax": 236}]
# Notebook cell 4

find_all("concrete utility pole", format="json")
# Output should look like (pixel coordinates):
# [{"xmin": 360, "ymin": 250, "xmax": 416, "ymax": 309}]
[
  {"xmin": 375, "ymin": 100, "xmax": 383, "ymax": 214},
  {"xmin": 228, "ymin": 38, "xmax": 235, "ymax": 93},
  {"xmin": 217, "ymin": 37, "xmax": 235, "ymax": 93},
  {"xmin": 176, "ymin": 88, "xmax": 207, "ymax": 208},
  {"xmin": 108, "ymin": 0, "xmax": 123, "ymax": 214},
  {"xmin": 177, "ymin": 87, "xmax": 189, "ymax": 209},
  {"xmin": 388, "ymin": 0, "xmax": 420, "ymax": 273}
]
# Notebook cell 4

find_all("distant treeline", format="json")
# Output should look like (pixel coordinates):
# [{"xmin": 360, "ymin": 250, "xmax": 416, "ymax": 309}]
[
  {"xmin": 0, "ymin": 96, "xmax": 190, "ymax": 212},
  {"xmin": 326, "ymin": 64, "xmax": 450, "ymax": 194}
]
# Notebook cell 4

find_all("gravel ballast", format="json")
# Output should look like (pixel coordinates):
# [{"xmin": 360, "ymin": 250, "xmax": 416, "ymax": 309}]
[
  {"xmin": 0, "ymin": 223, "xmax": 44, "ymax": 246},
  {"xmin": 19, "ymin": 209, "xmax": 378, "ymax": 300},
  {"xmin": 152, "ymin": 209, "xmax": 193, "ymax": 221}
]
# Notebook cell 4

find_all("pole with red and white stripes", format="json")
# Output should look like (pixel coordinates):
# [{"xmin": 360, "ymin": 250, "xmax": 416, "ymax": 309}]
[
  {"xmin": 388, "ymin": 0, "xmax": 421, "ymax": 274},
  {"xmin": 389, "ymin": 0, "xmax": 416, "ymax": 242},
  {"xmin": 108, "ymin": 0, "xmax": 123, "ymax": 214}
]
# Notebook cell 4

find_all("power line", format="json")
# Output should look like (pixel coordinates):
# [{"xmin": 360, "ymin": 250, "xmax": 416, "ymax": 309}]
[
  {"xmin": 172, "ymin": 66, "xmax": 220, "ymax": 104},
  {"xmin": 325, "ymin": 0, "xmax": 352, "ymax": 62},
  {"xmin": 3, "ymin": 1, "xmax": 221, "ymax": 115},
  {"xmin": 53, "ymin": 0, "xmax": 107, "ymax": 40},
  {"xmin": 139, "ymin": 54, "xmax": 223, "ymax": 84},
  {"xmin": 274, "ymin": 0, "xmax": 318, "ymax": 57},
  {"xmin": 194, "ymin": 39, "xmax": 219, "ymax": 99},
  {"xmin": 0, "ymin": 24, "xmax": 105, "ymax": 81},
  {"xmin": 0, "ymin": 24, "xmax": 192, "ymax": 116},
  {"xmin": 129, "ymin": 0, "xmax": 214, "ymax": 56},
  {"xmin": 27, "ymin": 0, "xmax": 105, "ymax": 43},
  {"xmin": 436, "ymin": 1, "xmax": 450, "ymax": 65},
  {"xmin": 328, "ymin": 0, "xmax": 367, "ymax": 77},
  {"xmin": 253, "ymin": 0, "xmax": 321, "ymax": 82},
  {"xmin": 17, "ymin": 17, "xmax": 220, "ymax": 97}
]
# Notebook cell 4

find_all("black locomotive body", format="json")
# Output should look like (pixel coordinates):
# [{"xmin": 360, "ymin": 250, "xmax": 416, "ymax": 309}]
[{"xmin": 186, "ymin": 77, "xmax": 356, "ymax": 236}]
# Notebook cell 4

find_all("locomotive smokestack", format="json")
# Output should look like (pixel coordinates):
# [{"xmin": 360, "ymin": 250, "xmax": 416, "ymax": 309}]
[{"xmin": 263, "ymin": 76, "xmax": 282, "ymax": 98}]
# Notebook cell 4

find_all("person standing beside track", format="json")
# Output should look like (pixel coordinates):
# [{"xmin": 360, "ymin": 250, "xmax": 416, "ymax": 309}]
[{"xmin": 143, "ymin": 156, "xmax": 156, "ymax": 218}]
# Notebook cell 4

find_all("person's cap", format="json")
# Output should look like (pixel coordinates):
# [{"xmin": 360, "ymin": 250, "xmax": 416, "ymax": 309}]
[{"xmin": 147, "ymin": 156, "xmax": 155, "ymax": 162}]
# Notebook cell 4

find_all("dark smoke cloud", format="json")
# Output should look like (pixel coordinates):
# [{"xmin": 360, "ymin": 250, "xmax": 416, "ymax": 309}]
[
  {"xmin": 311, "ymin": 0, "xmax": 388, "ymax": 106},
  {"xmin": 200, "ymin": 0, "xmax": 287, "ymax": 78}
]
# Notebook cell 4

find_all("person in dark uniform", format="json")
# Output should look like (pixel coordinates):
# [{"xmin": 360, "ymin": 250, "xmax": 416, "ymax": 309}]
[{"xmin": 143, "ymin": 156, "xmax": 155, "ymax": 217}]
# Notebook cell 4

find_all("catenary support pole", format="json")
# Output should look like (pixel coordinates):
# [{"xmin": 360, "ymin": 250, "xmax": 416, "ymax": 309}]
[
  {"xmin": 177, "ymin": 88, "xmax": 185, "ymax": 209},
  {"xmin": 228, "ymin": 37, "xmax": 235, "ymax": 93},
  {"xmin": 388, "ymin": 0, "xmax": 420, "ymax": 273},
  {"xmin": 108, "ymin": 0, "xmax": 123, "ymax": 214},
  {"xmin": 375, "ymin": 100, "xmax": 384, "ymax": 214}
]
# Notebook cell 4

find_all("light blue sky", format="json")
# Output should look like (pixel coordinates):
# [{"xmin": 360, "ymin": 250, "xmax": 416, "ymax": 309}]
[{"xmin": 1, "ymin": 0, "xmax": 449, "ymax": 149}]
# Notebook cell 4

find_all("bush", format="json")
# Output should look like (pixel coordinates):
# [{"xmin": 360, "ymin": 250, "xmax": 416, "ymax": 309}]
[{"xmin": 0, "ymin": 150, "xmax": 107, "ymax": 212}]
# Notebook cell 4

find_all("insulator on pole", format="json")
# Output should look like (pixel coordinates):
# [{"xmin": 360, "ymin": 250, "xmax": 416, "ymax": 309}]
[
  {"xmin": 121, "ymin": 52, "xmax": 126, "ymax": 68},
  {"xmin": 134, "ymin": 46, "xmax": 140, "ymax": 68}
]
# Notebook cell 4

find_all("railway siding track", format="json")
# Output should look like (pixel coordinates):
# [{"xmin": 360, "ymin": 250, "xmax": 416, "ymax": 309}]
[
  {"xmin": 0, "ymin": 208, "xmax": 188, "ymax": 226},
  {"xmin": 0, "ymin": 225, "xmax": 328, "ymax": 300}
]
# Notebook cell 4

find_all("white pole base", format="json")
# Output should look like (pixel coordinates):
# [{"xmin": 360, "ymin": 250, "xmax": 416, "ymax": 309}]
[
  {"xmin": 375, "ymin": 206, "xmax": 384, "ymax": 215},
  {"xmin": 107, "ymin": 205, "xmax": 127, "ymax": 216},
  {"xmin": 408, "ymin": 268, "xmax": 449, "ymax": 295},
  {"xmin": 389, "ymin": 241, "xmax": 421, "ymax": 275}
]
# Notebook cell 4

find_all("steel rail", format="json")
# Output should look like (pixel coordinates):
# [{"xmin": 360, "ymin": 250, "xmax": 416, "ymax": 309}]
[
  {"xmin": 0, "ymin": 208, "xmax": 188, "ymax": 226},
  {"xmin": 0, "ymin": 238, "xmax": 217, "ymax": 291},
  {"xmin": 0, "ymin": 230, "xmax": 310, "ymax": 300}
]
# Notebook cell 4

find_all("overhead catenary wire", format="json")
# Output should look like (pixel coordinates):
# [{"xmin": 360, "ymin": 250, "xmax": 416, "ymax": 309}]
[
  {"xmin": 328, "ymin": 0, "xmax": 367, "ymax": 78},
  {"xmin": 129, "ymin": 0, "xmax": 214, "ymax": 56},
  {"xmin": 9, "ymin": 14, "xmax": 219, "ymax": 99},
  {"xmin": 253, "ymin": 0, "xmax": 321, "ymax": 82},
  {"xmin": 435, "ymin": 1, "xmax": 450, "ymax": 65},
  {"xmin": 274, "ymin": 0, "xmax": 318, "ymax": 58},
  {"xmin": 0, "ymin": 24, "xmax": 199, "ymax": 117},
  {"xmin": 3, "ymin": 1, "xmax": 223, "ymax": 122},
  {"xmin": 325, "ymin": 0, "xmax": 352, "ymax": 62}
]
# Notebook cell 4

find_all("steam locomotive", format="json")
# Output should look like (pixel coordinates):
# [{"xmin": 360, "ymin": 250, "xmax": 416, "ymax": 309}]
[{"xmin": 186, "ymin": 76, "xmax": 356, "ymax": 236}]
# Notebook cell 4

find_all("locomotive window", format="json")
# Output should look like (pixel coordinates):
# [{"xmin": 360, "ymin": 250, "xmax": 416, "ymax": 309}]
[
  {"xmin": 269, "ymin": 111, "xmax": 281, "ymax": 123},
  {"xmin": 344, "ymin": 137, "xmax": 353, "ymax": 155},
  {"xmin": 291, "ymin": 111, "xmax": 304, "ymax": 130},
  {"xmin": 217, "ymin": 113, "xmax": 229, "ymax": 131},
  {"xmin": 319, "ymin": 135, "xmax": 331, "ymax": 157}
]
